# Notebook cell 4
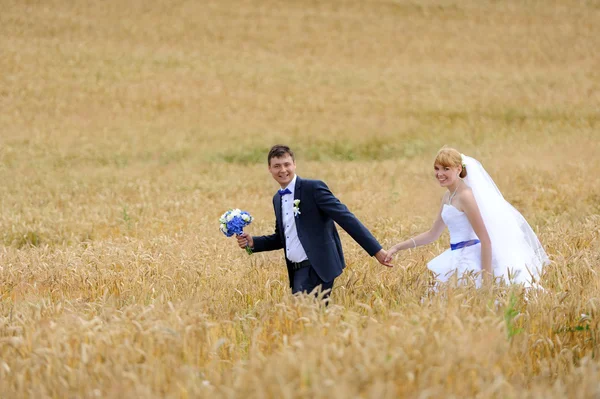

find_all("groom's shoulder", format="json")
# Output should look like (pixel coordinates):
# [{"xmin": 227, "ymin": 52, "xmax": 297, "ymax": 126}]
[{"xmin": 299, "ymin": 177, "xmax": 328, "ymax": 188}]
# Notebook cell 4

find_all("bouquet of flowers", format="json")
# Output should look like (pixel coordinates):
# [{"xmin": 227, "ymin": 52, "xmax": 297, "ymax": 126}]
[{"xmin": 219, "ymin": 209, "xmax": 254, "ymax": 254}]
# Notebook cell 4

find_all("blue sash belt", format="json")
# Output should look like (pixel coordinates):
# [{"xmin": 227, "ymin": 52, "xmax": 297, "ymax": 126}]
[{"xmin": 451, "ymin": 239, "xmax": 480, "ymax": 251}]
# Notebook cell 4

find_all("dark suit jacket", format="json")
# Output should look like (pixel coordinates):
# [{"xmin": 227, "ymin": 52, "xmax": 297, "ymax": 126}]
[{"xmin": 252, "ymin": 176, "xmax": 382, "ymax": 286}]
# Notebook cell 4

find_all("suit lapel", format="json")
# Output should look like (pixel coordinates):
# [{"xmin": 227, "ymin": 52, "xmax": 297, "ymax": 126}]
[
  {"xmin": 294, "ymin": 176, "xmax": 302, "ymax": 228},
  {"xmin": 275, "ymin": 193, "xmax": 283, "ymax": 238}
]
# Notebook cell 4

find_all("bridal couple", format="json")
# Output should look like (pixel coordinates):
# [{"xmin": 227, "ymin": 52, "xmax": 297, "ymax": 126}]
[{"xmin": 235, "ymin": 144, "xmax": 549, "ymax": 299}]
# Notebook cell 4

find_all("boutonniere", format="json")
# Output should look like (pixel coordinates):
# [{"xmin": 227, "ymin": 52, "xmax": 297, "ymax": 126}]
[{"xmin": 293, "ymin": 199, "xmax": 301, "ymax": 218}]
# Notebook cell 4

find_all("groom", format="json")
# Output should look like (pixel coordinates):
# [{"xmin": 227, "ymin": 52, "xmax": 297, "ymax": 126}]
[{"xmin": 237, "ymin": 145, "xmax": 392, "ymax": 298}]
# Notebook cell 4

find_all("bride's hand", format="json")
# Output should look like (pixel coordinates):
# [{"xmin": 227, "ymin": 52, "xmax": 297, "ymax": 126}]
[
  {"xmin": 482, "ymin": 269, "xmax": 494, "ymax": 287},
  {"xmin": 384, "ymin": 247, "xmax": 398, "ymax": 263}
]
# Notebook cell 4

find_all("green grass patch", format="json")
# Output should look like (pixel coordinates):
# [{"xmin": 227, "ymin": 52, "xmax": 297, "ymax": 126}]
[
  {"xmin": 214, "ymin": 137, "xmax": 432, "ymax": 164},
  {"xmin": 4, "ymin": 230, "xmax": 43, "ymax": 248}
]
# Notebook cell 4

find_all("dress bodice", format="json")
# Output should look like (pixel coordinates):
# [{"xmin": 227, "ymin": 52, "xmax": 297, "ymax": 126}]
[{"xmin": 442, "ymin": 204, "xmax": 479, "ymax": 243}]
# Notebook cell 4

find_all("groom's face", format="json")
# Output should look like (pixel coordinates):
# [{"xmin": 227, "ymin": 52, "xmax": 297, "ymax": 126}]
[{"xmin": 269, "ymin": 154, "xmax": 296, "ymax": 187}]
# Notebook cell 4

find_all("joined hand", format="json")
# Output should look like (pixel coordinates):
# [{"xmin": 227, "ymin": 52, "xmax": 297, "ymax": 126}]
[
  {"xmin": 383, "ymin": 247, "xmax": 398, "ymax": 264},
  {"xmin": 375, "ymin": 249, "xmax": 393, "ymax": 268}
]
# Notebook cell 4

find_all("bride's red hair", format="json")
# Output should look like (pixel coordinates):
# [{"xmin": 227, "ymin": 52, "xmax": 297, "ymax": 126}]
[{"xmin": 434, "ymin": 147, "xmax": 467, "ymax": 178}]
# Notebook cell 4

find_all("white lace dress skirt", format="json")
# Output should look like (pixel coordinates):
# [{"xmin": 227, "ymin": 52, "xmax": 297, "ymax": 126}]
[
  {"xmin": 427, "ymin": 205, "xmax": 483, "ymax": 285},
  {"xmin": 427, "ymin": 204, "xmax": 540, "ymax": 287},
  {"xmin": 427, "ymin": 243, "xmax": 482, "ymax": 284}
]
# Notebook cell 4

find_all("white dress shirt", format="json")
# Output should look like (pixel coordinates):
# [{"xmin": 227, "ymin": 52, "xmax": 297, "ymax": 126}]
[{"xmin": 280, "ymin": 175, "xmax": 308, "ymax": 263}]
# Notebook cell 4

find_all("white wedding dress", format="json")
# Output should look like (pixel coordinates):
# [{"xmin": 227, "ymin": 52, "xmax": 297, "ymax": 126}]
[
  {"xmin": 427, "ymin": 155, "xmax": 549, "ymax": 287},
  {"xmin": 427, "ymin": 204, "xmax": 485, "ymax": 284}
]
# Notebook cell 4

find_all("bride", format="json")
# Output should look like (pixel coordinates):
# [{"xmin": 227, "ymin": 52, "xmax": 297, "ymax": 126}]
[{"xmin": 385, "ymin": 147, "xmax": 549, "ymax": 287}]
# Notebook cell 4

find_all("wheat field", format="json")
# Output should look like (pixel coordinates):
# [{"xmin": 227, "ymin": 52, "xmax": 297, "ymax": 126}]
[{"xmin": 1, "ymin": 0, "xmax": 600, "ymax": 397}]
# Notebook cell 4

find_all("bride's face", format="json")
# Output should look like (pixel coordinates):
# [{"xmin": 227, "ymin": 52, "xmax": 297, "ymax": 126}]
[{"xmin": 434, "ymin": 163, "xmax": 461, "ymax": 187}]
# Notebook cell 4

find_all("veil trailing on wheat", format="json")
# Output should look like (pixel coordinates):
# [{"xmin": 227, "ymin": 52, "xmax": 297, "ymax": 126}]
[{"xmin": 462, "ymin": 155, "xmax": 549, "ymax": 285}]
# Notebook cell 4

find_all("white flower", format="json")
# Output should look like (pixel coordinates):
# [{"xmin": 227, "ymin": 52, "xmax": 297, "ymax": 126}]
[
  {"xmin": 241, "ymin": 214, "xmax": 250, "ymax": 222},
  {"xmin": 219, "ymin": 211, "xmax": 229, "ymax": 223},
  {"xmin": 460, "ymin": 153, "xmax": 467, "ymax": 170},
  {"xmin": 292, "ymin": 200, "xmax": 301, "ymax": 217}
]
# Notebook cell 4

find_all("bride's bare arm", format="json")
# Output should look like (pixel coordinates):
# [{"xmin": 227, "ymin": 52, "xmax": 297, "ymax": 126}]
[
  {"xmin": 460, "ymin": 189, "xmax": 493, "ymax": 282},
  {"xmin": 387, "ymin": 198, "xmax": 447, "ymax": 257}
]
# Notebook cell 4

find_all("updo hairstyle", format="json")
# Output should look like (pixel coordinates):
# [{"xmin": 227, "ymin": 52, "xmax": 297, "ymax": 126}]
[{"xmin": 434, "ymin": 147, "xmax": 467, "ymax": 178}]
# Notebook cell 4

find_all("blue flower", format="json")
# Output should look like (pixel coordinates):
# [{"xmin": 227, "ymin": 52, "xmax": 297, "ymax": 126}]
[{"xmin": 219, "ymin": 209, "xmax": 254, "ymax": 238}]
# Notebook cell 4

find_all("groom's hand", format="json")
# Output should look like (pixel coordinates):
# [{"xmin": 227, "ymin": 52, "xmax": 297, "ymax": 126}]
[
  {"xmin": 236, "ymin": 233, "xmax": 254, "ymax": 250},
  {"xmin": 375, "ymin": 249, "xmax": 393, "ymax": 268},
  {"xmin": 384, "ymin": 247, "xmax": 397, "ymax": 264}
]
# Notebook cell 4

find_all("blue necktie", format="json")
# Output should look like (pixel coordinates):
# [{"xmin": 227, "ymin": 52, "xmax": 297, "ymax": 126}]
[{"xmin": 278, "ymin": 188, "xmax": 292, "ymax": 196}]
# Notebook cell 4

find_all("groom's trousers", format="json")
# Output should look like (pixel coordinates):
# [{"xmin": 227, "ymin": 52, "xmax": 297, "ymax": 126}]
[{"xmin": 291, "ymin": 261, "xmax": 334, "ymax": 300}]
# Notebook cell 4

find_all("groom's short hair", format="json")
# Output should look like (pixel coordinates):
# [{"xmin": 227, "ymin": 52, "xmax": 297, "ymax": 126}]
[{"xmin": 268, "ymin": 145, "xmax": 295, "ymax": 165}]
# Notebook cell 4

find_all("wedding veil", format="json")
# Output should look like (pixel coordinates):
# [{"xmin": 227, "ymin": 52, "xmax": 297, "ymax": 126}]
[{"xmin": 462, "ymin": 155, "xmax": 549, "ymax": 284}]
